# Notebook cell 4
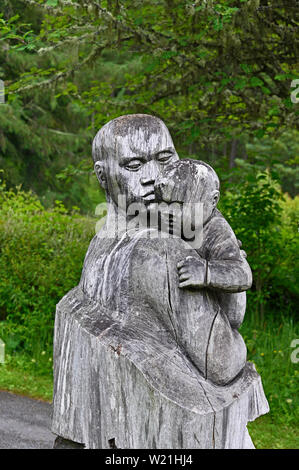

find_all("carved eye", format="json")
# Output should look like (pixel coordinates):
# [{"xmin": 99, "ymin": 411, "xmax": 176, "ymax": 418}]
[
  {"xmin": 125, "ymin": 160, "xmax": 142, "ymax": 171},
  {"xmin": 157, "ymin": 152, "xmax": 173, "ymax": 163}
]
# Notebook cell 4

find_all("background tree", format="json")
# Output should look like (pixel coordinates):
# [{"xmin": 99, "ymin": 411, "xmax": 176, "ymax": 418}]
[{"xmin": 1, "ymin": 0, "xmax": 298, "ymax": 207}]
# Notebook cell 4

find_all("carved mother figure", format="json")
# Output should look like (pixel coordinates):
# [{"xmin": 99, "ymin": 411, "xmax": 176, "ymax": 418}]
[
  {"xmin": 52, "ymin": 114, "xmax": 269, "ymax": 449},
  {"xmin": 81, "ymin": 114, "xmax": 250, "ymax": 385}
]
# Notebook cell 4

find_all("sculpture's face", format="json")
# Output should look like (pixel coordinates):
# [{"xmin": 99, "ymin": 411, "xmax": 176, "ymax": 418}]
[
  {"xmin": 155, "ymin": 160, "xmax": 220, "ymax": 231},
  {"xmin": 104, "ymin": 124, "xmax": 179, "ymax": 208}
]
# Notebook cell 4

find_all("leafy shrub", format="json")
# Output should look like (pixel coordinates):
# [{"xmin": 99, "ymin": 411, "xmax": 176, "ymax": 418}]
[
  {"xmin": 219, "ymin": 171, "xmax": 299, "ymax": 325},
  {"xmin": 0, "ymin": 181, "xmax": 94, "ymax": 369},
  {"xmin": 219, "ymin": 175, "xmax": 299, "ymax": 425}
]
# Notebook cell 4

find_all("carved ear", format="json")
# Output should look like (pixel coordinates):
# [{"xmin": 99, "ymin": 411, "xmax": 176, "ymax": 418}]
[
  {"xmin": 211, "ymin": 190, "xmax": 220, "ymax": 207},
  {"xmin": 94, "ymin": 161, "xmax": 107, "ymax": 190}
]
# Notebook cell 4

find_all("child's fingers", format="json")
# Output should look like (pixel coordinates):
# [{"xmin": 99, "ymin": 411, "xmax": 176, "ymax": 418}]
[
  {"xmin": 179, "ymin": 279, "xmax": 192, "ymax": 288},
  {"xmin": 178, "ymin": 256, "xmax": 197, "ymax": 269},
  {"xmin": 177, "ymin": 259, "xmax": 188, "ymax": 269},
  {"xmin": 179, "ymin": 272, "xmax": 190, "ymax": 281},
  {"xmin": 177, "ymin": 266, "xmax": 188, "ymax": 274}
]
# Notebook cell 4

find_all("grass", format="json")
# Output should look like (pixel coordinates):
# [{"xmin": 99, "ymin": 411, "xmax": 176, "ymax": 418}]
[
  {"xmin": 240, "ymin": 314, "xmax": 299, "ymax": 428},
  {"xmin": 248, "ymin": 415, "xmax": 299, "ymax": 449},
  {"xmin": 0, "ymin": 353, "xmax": 53, "ymax": 402}
]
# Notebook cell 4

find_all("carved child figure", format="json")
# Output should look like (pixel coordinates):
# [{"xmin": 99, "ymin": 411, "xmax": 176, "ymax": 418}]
[{"xmin": 155, "ymin": 159, "xmax": 251, "ymax": 331}]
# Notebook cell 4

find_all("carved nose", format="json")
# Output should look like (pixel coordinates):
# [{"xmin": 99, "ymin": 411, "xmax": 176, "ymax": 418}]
[
  {"xmin": 140, "ymin": 175, "xmax": 155, "ymax": 185},
  {"xmin": 140, "ymin": 161, "xmax": 160, "ymax": 185}
]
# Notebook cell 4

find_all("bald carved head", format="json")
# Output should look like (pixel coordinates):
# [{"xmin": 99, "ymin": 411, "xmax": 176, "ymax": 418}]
[
  {"xmin": 92, "ymin": 114, "xmax": 179, "ymax": 208},
  {"xmin": 92, "ymin": 114, "xmax": 173, "ymax": 163}
]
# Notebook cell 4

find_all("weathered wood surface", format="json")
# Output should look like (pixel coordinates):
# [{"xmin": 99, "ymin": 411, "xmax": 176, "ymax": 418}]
[
  {"xmin": 79, "ymin": 231, "xmax": 251, "ymax": 386},
  {"xmin": 52, "ymin": 284, "xmax": 269, "ymax": 449},
  {"xmin": 52, "ymin": 115, "xmax": 269, "ymax": 449}
]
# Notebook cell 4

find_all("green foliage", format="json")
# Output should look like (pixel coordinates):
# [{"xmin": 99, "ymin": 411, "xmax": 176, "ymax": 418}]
[
  {"xmin": 241, "ymin": 315, "xmax": 299, "ymax": 426},
  {"xmin": 215, "ymin": 167, "xmax": 299, "ymax": 427},
  {"xmin": 2, "ymin": 0, "xmax": 298, "ymax": 145},
  {"xmin": 0, "ymin": 180, "xmax": 94, "ymax": 366},
  {"xmin": 219, "ymin": 170, "xmax": 298, "ymax": 324},
  {"xmin": 0, "ymin": 1, "xmax": 298, "ymax": 211},
  {"xmin": 248, "ymin": 415, "xmax": 299, "ymax": 449},
  {"xmin": 0, "ymin": 353, "xmax": 53, "ymax": 400},
  {"xmin": 245, "ymin": 130, "xmax": 299, "ymax": 198},
  {"xmin": 0, "ymin": 1, "xmax": 107, "ymax": 212}
]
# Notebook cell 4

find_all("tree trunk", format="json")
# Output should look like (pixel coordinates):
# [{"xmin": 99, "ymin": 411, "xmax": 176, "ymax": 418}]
[{"xmin": 229, "ymin": 138, "xmax": 239, "ymax": 169}]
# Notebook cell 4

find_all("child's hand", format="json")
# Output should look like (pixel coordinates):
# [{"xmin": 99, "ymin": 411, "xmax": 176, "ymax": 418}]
[{"xmin": 177, "ymin": 255, "xmax": 207, "ymax": 288}]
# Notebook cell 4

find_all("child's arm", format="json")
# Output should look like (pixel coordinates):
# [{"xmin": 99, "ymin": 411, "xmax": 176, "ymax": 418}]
[
  {"xmin": 177, "ymin": 217, "xmax": 252, "ymax": 292},
  {"xmin": 177, "ymin": 254, "xmax": 252, "ymax": 292},
  {"xmin": 177, "ymin": 251, "xmax": 249, "ymax": 330},
  {"xmin": 205, "ymin": 257, "xmax": 252, "ymax": 292}
]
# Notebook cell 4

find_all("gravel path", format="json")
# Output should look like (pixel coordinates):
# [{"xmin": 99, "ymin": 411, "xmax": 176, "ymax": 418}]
[{"xmin": 0, "ymin": 390, "xmax": 56, "ymax": 449}]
